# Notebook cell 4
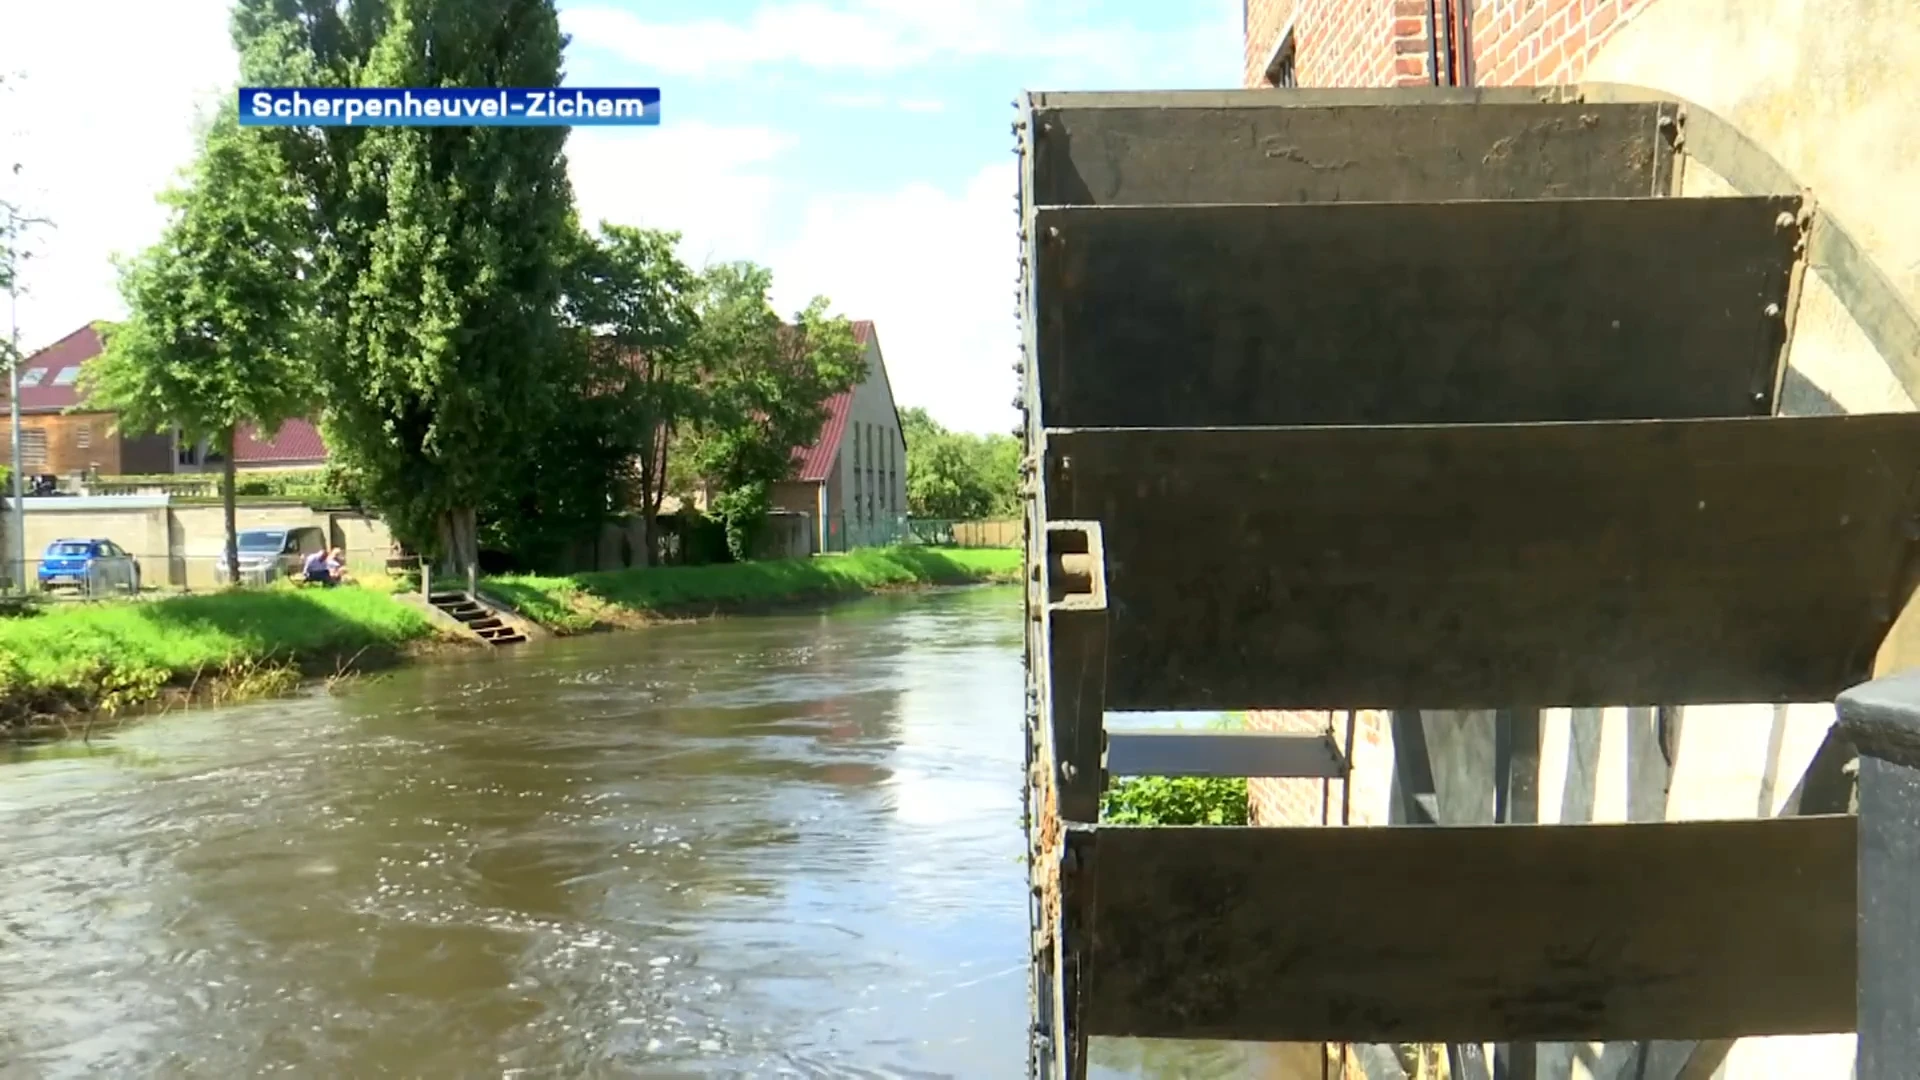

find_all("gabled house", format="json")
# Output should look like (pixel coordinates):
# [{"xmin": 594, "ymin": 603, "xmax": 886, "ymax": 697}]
[
  {"xmin": 773, "ymin": 320, "xmax": 910, "ymax": 552},
  {"xmin": 0, "ymin": 322, "xmax": 330, "ymax": 479}
]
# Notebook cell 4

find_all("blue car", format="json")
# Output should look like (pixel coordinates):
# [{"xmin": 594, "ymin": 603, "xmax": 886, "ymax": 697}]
[{"xmin": 38, "ymin": 538, "xmax": 142, "ymax": 595}]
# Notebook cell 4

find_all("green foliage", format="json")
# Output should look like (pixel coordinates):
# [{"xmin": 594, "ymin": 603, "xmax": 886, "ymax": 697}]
[
  {"xmin": 80, "ymin": 111, "xmax": 316, "ymax": 451},
  {"xmin": 224, "ymin": 2, "xmax": 865, "ymax": 573},
  {"xmin": 487, "ymin": 546, "xmax": 1022, "ymax": 633},
  {"xmin": 486, "ymin": 222, "xmax": 699, "ymax": 565},
  {"xmin": 901, "ymin": 406, "xmax": 1021, "ymax": 520},
  {"xmin": 79, "ymin": 105, "xmax": 319, "ymax": 580},
  {"xmin": 231, "ymin": 0, "xmax": 581, "ymax": 573},
  {"xmin": 676, "ymin": 263, "xmax": 866, "ymax": 555},
  {"xmin": 710, "ymin": 479, "xmax": 771, "ymax": 561},
  {"xmin": 1100, "ymin": 776, "xmax": 1250, "ymax": 826}
]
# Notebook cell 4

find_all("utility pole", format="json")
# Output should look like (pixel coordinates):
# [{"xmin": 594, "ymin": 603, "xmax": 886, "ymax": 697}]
[{"xmin": 5, "ymin": 224, "xmax": 21, "ymax": 597}]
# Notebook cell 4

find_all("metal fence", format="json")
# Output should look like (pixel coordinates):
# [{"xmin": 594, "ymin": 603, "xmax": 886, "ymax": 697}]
[
  {"xmin": 822, "ymin": 513, "xmax": 913, "ymax": 553},
  {"xmin": 3, "ymin": 547, "xmax": 413, "ymax": 601},
  {"xmin": 816, "ymin": 515, "xmax": 1023, "ymax": 553},
  {"xmin": 903, "ymin": 518, "xmax": 1020, "ymax": 548}
]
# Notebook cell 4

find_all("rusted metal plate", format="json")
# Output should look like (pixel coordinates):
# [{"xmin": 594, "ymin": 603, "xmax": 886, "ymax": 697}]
[
  {"xmin": 1072, "ymin": 816, "xmax": 1856, "ymax": 1043},
  {"xmin": 1029, "ymin": 102, "xmax": 1671, "ymax": 207},
  {"xmin": 1104, "ymin": 731, "xmax": 1346, "ymax": 778},
  {"xmin": 1044, "ymin": 415, "xmax": 1920, "ymax": 711},
  {"xmin": 1033, "ymin": 197, "xmax": 1801, "ymax": 428}
]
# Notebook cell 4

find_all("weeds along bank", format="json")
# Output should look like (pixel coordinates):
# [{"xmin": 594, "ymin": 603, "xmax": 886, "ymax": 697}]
[
  {"xmin": 0, "ymin": 547, "xmax": 1022, "ymax": 733},
  {"xmin": 0, "ymin": 585, "xmax": 438, "ymax": 732},
  {"xmin": 486, "ymin": 546, "xmax": 1021, "ymax": 633}
]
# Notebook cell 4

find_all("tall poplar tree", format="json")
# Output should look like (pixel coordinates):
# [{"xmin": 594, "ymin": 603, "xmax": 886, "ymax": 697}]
[{"xmin": 232, "ymin": 0, "xmax": 579, "ymax": 574}]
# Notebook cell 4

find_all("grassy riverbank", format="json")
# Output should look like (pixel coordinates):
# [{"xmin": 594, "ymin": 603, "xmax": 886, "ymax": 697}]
[
  {"xmin": 1, "ymin": 546, "xmax": 1020, "ymax": 733},
  {"xmin": 487, "ymin": 546, "xmax": 1022, "ymax": 634},
  {"xmin": 0, "ymin": 587, "xmax": 439, "ymax": 731}
]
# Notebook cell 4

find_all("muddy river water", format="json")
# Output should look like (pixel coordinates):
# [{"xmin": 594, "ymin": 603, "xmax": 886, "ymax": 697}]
[{"xmin": 1, "ymin": 587, "xmax": 1277, "ymax": 1079}]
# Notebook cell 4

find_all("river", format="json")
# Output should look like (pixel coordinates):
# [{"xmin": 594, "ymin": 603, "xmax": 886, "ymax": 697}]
[{"xmin": 0, "ymin": 587, "xmax": 1283, "ymax": 1079}]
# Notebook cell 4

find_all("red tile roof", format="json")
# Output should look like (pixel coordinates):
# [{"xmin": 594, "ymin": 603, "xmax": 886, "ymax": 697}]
[
  {"xmin": 233, "ymin": 418, "xmax": 328, "ymax": 464},
  {"xmin": 8, "ymin": 324, "xmax": 105, "ymax": 413},
  {"xmin": 791, "ymin": 320, "xmax": 875, "ymax": 483},
  {"xmin": 4, "ymin": 322, "xmax": 329, "ymax": 465},
  {"xmin": 794, "ymin": 389, "xmax": 854, "ymax": 482}
]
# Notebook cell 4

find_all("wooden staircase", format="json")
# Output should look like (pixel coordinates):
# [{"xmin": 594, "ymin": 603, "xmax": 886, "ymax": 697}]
[{"xmin": 429, "ymin": 591, "xmax": 529, "ymax": 646}]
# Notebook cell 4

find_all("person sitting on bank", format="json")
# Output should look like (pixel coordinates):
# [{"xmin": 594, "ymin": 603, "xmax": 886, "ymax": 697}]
[
  {"xmin": 325, "ymin": 548, "xmax": 352, "ymax": 585},
  {"xmin": 303, "ymin": 547, "xmax": 337, "ymax": 587}
]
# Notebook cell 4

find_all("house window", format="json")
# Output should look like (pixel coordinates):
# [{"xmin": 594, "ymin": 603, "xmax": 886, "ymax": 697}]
[
  {"xmin": 177, "ymin": 432, "xmax": 202, "ymax": 467},
  {"xmin": 17, "ymin": 367, "xmax": 45, "ymax": 388},
  {"xmin": 75, "ymin": 423, "xmax": 91, "ymax": 449},
  {"xmin": 19, "ymin": 427, "xmax": 47, "ymax": 470},
  {"xmin": 51, "ymin": 366, "xmax": 81, "ymax": 387},
  {"xmin": 1264, "ymin": 26, "xmax": 1298, "ymax": 88}
]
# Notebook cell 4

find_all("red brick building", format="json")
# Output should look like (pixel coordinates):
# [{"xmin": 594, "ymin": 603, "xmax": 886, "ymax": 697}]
[{"xmin": 1244, "ymin": 0, "xmax": 1656, "ymax": 92}]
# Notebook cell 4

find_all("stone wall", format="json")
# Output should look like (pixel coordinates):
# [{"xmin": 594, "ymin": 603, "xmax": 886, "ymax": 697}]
[{"xmin": 11, "ymin": 496, "xmax": 393, "ymax": 589}]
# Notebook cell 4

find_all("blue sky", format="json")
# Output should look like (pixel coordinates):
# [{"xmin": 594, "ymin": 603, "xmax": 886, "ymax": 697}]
[{"xmin": 2, "ymin": 0, "xmax": 1242, "ymax": 433}]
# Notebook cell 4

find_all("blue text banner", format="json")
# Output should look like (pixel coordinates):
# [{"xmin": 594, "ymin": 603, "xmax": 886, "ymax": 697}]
[{"xmin": 238, "ymin": 87, "xmax": 660, "ymax": 127}]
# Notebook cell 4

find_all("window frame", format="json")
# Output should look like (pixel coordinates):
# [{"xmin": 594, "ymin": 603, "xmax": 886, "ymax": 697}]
[{"xmin": 1263, "ymin": 23, "xmax": 1298, "ymax": 88}]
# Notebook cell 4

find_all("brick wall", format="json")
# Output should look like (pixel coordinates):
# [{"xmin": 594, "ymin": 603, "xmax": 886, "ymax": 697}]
[
  {"xmin": 1246, "ymin": 0, "xmax": 1437, "ymax": 88},
  {"xmin": 1246, "ymin": 709, "xmax": 1395, "ymax": 826},
  {"xmin": 1245, "ymin": 0, "xmax": 1658, "ymax": 89}
]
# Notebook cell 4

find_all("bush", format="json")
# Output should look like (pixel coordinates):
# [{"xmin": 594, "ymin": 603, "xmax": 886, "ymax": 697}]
[{"xmin": 1100, "ymin": 776, "xmax": 1249, "ymax": 826}]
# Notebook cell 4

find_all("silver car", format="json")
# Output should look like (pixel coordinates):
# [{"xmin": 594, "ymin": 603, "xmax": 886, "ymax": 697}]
[{"xmin": 218, "ymin": 526, "xmax": 329, "ymax": 584}]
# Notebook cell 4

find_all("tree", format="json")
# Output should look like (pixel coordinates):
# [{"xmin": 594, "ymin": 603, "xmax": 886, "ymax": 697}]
[
  {"xmin": 231, "ymin": 0, "xmax": 582, "ymax": 575},
  {"xmin": 901, "ymin": 406, "xmax": 1021, "ymax": 519},
  {"xmin": 679, "ymin": 263, "xmax": 865, "ymax": 560},
  {"xmin": 80, "ymin": 107, "xmax": 316, "ymax": 585},
  {"xmin": 558, "ymin": 223, "xmax": 698, "ymax": 566}
]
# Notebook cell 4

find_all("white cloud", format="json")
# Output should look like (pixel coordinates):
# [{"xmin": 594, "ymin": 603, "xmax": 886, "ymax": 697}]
[
  {"xmin": 0, "ymin": 0, "xmax": 235, "ymax": 351},
  {"xmin": 821, "ymin": 93, "xmax": 945, "ymax": 113},
  {"xmin": 567, "ymin": 121, "xmax": 796, "ymax": 269},
  {"xmin": 768, "ymin": 164, "xmax": 1019, "ymax": 437},
  {"xmin": 563, "ymin": 1, "xmax": 1032, "ymax": 76},
  {"xmin": 562, "ymin": 0, "xmax": 1237, "ymax": 83}
]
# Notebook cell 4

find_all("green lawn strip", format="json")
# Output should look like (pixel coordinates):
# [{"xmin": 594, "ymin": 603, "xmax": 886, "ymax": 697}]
[
  {"xmin": 0, "ymin": 586, "xmax": 436, "ymax": 715},
  {"xmin": 487, "ymin": 546, "xmax": 1021, "ymax": 633}
]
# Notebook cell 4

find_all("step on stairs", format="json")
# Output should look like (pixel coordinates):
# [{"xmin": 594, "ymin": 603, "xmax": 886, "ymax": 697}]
[
  {"xmin": 430, "ymin": 591, "xmax": 528, "ymax": 646},
  {"xmin": 1015, "ymin": 86, "xmax": 1920, "ymax": 1080}
]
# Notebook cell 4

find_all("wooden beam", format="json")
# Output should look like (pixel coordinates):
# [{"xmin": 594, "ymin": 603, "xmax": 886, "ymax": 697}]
[
  {"xmin": 1104, "ymin": 730, "xmax": 1346, "ymax": 778},
  {"xmin": 1043, "ymin": 416, "xmax": 1920, "ymax": 711},
  {"xmin": 1032, "ymin": 197, "xmax": 1799, "ymax": 428},
  {"xmin": 1071, "ymin": 816, "xmax": 1856, "ymax": 1044},
  {"xmin": 1028, "ymin": 102, "xmax": 1671, "ymax": 207}
]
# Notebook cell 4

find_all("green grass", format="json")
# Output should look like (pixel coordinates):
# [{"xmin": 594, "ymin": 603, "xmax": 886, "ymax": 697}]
[
  {"xmin": 487, "ymin": 545, "xmax": 1022, "ymax": 634},
  {"xmin": 0, "ymin": 585, "xmax": 436, "ymax": 723}
]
